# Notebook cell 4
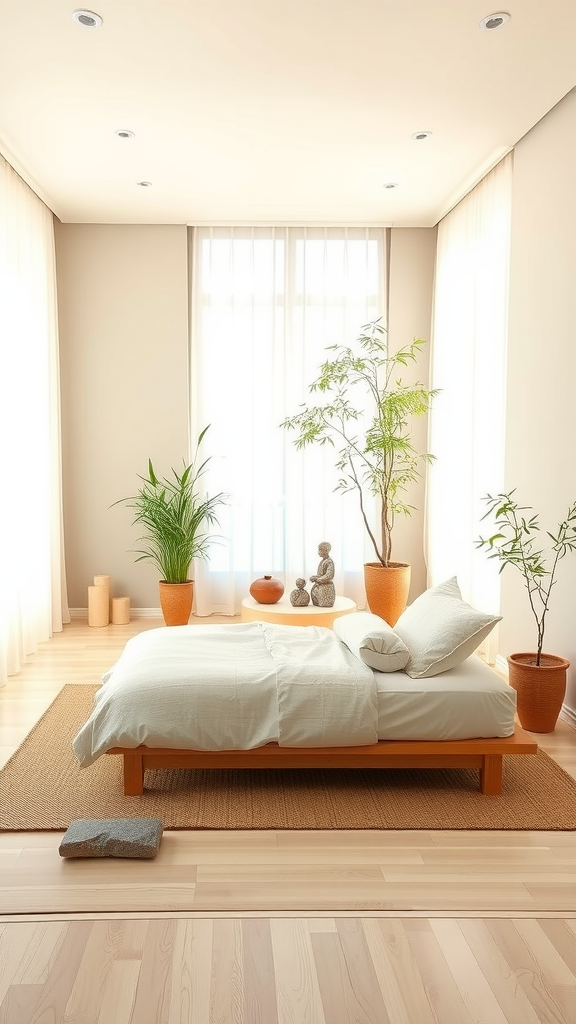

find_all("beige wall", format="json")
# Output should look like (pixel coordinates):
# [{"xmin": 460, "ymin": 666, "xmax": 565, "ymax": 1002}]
[
  {"xmin": 503, "ymin": 88, "xmax": 576, "ymax": 711},
  {"xmin": 54, "ymin": 107, "xmax": 576, "ymax": 705},
  {"xmin": 388, "ymin": 227, "xmax": 438, "ymax": 602},
  {"xmin": 55, "ymin": 224, "xmax": 436, "ymax": 612},
  {"xmin": 55, "ymin": 224, "xmax": 190, "ymax": 608}
]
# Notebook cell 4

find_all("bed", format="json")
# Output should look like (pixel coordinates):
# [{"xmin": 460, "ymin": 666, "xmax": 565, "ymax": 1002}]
[{"xmin": 72, "ymin": 620, "xmax": 537, "ymax": 796}]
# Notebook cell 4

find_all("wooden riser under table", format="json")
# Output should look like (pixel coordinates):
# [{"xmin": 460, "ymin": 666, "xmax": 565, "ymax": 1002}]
[{"xmin": 108, "ymin": 726, "xmax": 538, "ymax": 797}]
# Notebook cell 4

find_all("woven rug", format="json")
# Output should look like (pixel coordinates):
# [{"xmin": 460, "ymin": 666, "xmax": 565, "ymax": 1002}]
[{"xmin": 2, "ymin": 684, "xmax": 576, "ymax": 831}]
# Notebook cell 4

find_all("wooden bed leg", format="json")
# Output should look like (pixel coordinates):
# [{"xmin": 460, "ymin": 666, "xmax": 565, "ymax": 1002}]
[
  {"xmin": 123, "ymin": 753, "xmax": 145, "ymax": 795},
  {"xmin": 480, "ymin": 754, "xmax": 503, "ymax": 795}
]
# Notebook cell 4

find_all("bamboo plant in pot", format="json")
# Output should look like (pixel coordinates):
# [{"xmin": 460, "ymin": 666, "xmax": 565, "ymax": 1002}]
[
  {"xmin": 281, "ymin": 319, "xmax": 438, "ymax": 625},
  {"xmin": 114, "ymin": 426, "xmax": 226, "ymax": 625},
  {"xmin": 477, "ymin": 490, "xmax": 576, "ymax": 732}
]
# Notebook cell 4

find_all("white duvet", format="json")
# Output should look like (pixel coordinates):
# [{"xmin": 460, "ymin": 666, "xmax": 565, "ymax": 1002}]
[{"xmin": 72, "ymin": 622, "xmax": 378, "ymax": 767}]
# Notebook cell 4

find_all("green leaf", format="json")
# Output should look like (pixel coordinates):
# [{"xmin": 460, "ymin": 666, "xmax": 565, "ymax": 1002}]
[
  {"xmin": 147, "ymin": 460, "xmax": 158, "ymax": 486},
  {"xmin": 111, "ymin": 425, "xmax": 228, "ymax": 582},
  {"xmin": 280, "ymin": 318, "xmax": 439, "ymax": 564},
  {"xmin": 477, "ymin": 489, "xmax": 576, "ymax": 657}
]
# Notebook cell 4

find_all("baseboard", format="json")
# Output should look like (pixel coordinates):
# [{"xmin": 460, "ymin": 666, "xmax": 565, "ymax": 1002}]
[
  {"xmin": 495, "ymin": 654, "xmax": 508, "ymax": 677},
  {"xmin": 560, "ymin": 703, "xmax": 576, "ymax": 728},
  {"xmin": 69, "ymin": 608, "xmax": 161, "ymax": 620}
]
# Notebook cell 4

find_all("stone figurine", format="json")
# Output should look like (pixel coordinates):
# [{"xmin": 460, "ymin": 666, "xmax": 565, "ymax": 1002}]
[
  {"xmin": 310, "ymin": 541, "xmax": 335, "ymax": 607},
  {"xmin": 290, "ymin": 578, "xmax": 311, "ymax": 607}
]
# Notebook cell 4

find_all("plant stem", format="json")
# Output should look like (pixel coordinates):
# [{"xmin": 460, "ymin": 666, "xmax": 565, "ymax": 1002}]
[{"xmin": 508, "ymin": 506, "xmax": 545, "ymax": 661}]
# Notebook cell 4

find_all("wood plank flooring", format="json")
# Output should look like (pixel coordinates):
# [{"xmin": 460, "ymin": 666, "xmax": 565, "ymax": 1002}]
[
  {"xmin": 1, "ymin": 617, "xmax": 575, "ymax": 918},
  {"xmin": 2, "ymin": 826, "xmax": 576, "ymax": 917},
  {"xmin": 0, "ymin": 916, "xmax": 575, "ymax": 1024},
  {"xmin": 1, "ymin": 617, "xmax": 575, "ymax": 1022}
]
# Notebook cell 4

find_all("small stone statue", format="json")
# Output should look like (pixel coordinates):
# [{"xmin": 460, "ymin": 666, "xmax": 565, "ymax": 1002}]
[
  {"xmin": 290, "ymin": 578, "xmax": 311, "ymax": 607},
  {"xmin": 310, "ymin": 541, "xmax": 335, "ymax": 607}
]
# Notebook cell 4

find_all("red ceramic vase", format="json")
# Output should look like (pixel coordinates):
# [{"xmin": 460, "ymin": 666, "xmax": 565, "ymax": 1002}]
[{"xmin": 249, "ymin": 575, "xmax": 284, "ymax": 604}]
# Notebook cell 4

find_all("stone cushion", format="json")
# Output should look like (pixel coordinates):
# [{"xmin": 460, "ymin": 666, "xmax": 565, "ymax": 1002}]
[{"xmin": 59, "ymin": 817, "xmax": 163, "ymax": 859}]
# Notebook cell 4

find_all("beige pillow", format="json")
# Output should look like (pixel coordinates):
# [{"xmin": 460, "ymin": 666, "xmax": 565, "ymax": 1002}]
[
  {"xmin": 394, "ymin": 577, "xmax": 501, "ymax": 678},
  {"xmin": 334, "ymin": 611, "xmax": 410, "ymax": 672}
]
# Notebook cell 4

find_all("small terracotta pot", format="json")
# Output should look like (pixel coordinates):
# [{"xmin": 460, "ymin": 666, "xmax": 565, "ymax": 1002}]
[
  {"xmin": 363, "ymin": 562, "xmax": 411, "ymax": 626},
  {"xmin": 249, "ymin": 575, "xmax": 284, "ymax": 604},
  {"xmin": 159, "ymin": 580, "xmax": 194, "ymax": 626},
  {"xmin": 507, "ymin": 652, "xmax": 569, "ymax": 733}
]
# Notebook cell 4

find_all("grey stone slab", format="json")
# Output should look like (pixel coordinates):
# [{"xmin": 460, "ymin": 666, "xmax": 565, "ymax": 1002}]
[{"xmin": 58, "ymin": 817, "xmax": 163, "ymax": 859}]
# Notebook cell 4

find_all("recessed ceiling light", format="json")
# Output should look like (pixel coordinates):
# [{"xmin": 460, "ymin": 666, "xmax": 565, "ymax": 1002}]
[
  {"xmin": 115, "ymin": 129, "xmax": 135, "ymax": 139},
  {"xmin": 383, "ymin": 182, "xmax": 399, "ymax": 189},
  {"xmin": 411, "ymin": 131, "xmax": 432, "ymax": 141},
  {"xmin": 72, "ymin": 9, "xmax": 103, "ymax": 27},
  {"xmin": 479, "ymin": 12, "xmax": 510, "ymax": 30},
  {"xmin": 136, "ymin": 181, "xmax": 152, "ymax": 187}
]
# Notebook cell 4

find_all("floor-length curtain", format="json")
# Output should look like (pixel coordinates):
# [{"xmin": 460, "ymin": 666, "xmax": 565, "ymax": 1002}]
[
  {"xmin": 426, "ymin": 153, "xmax": 513, "ymax": 648},
  {"xmin": 0, "ymin": 154, "xmax": 69, "ymax": 684},
  {"xmin": 189, "ymin": 226, "xmax": 385, "ymax": 614}
]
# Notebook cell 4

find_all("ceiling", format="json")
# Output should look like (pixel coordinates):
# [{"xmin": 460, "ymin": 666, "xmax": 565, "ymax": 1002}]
[{"xmin": 0, "ymin": 0, "xmax": 575, "ymax": 227}]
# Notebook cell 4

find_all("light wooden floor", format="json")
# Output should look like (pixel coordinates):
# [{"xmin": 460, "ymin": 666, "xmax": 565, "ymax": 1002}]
[
  {"xmin": 1, "ymin": 618, "xmax": 575, "ymax": 1023},
  {"xmin": 1, "ymin": 916, "xmax": 575, "ymax": 1024}
]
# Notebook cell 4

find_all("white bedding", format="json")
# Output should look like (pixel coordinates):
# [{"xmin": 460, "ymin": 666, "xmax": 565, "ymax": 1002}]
[
  {"xmin": 72, "ymin": 623, "xmax": 516, "ymax": 768},
  {"xmin": 72, "ymin": 622, "xmax": 378, "ymax": 767},
  {"xmin": 374, "ymin": 655, "xmax": 516, "ymax": 740}
]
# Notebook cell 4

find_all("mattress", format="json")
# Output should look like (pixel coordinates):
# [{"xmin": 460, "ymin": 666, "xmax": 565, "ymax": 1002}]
[
  {"xmin": 72, "ymin": 622, "xmax": 378, "ymax": 766},
  {"xmin": 375, "ymin": 654, "xmax": 516, "ymax": 741},
  {"xmin": 73, "ymin": 625, "xmax": 516, "ymax": 767}
]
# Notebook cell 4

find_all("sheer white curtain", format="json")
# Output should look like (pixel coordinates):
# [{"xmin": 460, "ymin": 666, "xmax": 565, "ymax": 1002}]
[
  {"xmin": 0, "ymin": 154, "xmax": 69, "ymax": 685},
  {"xmin": 189, "ymin": 226, "xmax": 386, "ymax": 614},
  {"xmin": 426, "ymin": 153, "xmax": 513, "ymax": 642}
]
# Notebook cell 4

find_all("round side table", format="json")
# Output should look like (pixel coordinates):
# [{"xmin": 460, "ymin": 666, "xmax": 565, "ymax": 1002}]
[{"xmin": 241, "ymin": 595, "xmax": 357, "ymax": 628}]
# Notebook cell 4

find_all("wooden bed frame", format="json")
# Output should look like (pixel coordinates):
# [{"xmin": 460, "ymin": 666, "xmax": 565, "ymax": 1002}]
[{"xmin": 108, "ymin": 725, "xmax": 537, "ymax": 796}]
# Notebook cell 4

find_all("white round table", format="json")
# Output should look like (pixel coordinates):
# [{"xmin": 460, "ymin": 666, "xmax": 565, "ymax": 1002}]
[{"xmin": 241, "ymin": 595, "xmax": 357, "ymax": 628}]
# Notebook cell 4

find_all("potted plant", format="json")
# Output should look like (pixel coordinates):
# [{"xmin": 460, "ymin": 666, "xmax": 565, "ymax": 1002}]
[
  {"xmin": 477, "ymin": 490, "xmax": 576, "ymax": 731},
  {"xmin": 113, "ymin": 426, "xmax": 226, "ymax": 625},
  {"xmin": 281, "ymin": 318, "xmax": 438, "ymax": 624}
]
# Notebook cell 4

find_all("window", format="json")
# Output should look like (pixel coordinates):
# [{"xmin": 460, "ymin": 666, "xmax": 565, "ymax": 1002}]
[
  {"xmin": 189, "ymin": 226, "xmax": 385, "ymax": 614},
  {"xmin": 0, "ymin": 154, "xmax": 68, "ymax": 682},
  {"xmin": 427, "ymin": 153, "xmax": 512, "ymax": 659}
]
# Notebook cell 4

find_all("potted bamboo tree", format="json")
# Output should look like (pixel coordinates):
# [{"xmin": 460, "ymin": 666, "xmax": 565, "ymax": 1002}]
[
  {"xmin": 113, "ymin": 426, "xmax": 226, "ymax": 625},
  {"xmin": 281, "ymin": 318, "xmax": 438, "ymax": 624},
  {"xmin": 477, "ymin": 490, "xmax": 576, "ymax": 731}
]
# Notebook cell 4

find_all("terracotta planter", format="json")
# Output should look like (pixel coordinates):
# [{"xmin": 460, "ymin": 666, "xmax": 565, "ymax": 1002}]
[
  {"xmin": 159, "ymin": 580, "xmax": 194, "ymax": 626},
  {"xmin": 363, "ymin": 562, "xmax": 411, "ymax": 626},
  {"xmin": 507, "ymin": 652, "xmax": 569, "ymax": 733},
  {"xmin": 249, "ymin": 575, "xmax": 285, "ymax": 604}
]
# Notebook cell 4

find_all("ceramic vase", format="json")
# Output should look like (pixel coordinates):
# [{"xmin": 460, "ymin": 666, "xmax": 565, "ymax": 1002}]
[
  {"xmin": 159, "ymin": 580, "xmax": 194, "ymax": 625},
  {"xmin": 363, "ymin": 561, "xmax": 411, "ymax": 626},
  {"xmin": 249, "ymin": 575, "xmax": 284, "ymax": 604},
  {"xmin": 507, "ymin": 652, "xmax": 568, "ymax": 732}
]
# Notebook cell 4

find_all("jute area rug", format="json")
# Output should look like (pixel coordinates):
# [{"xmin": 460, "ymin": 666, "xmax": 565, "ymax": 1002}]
[{"xmin": 2, "ymin": 685, "xmax": 576, "ymax": 832}]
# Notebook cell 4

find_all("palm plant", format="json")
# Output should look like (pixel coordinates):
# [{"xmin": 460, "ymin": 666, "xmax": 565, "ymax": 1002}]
[
  {"xmin": 114, "ymin": 426, "xmax": 226, "ymax": 583},
  {"xmin": 281, "ymin": 318, "xmax": 439, "ymax": 567},
  {"xmin": 476, "ymin": 490, "xmax": 576, "ymax": 664}
]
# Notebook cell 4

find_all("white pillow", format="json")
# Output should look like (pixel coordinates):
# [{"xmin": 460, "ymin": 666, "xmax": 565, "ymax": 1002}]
[
  {"xmin": 334, "ymin": 611, "xmax": 410, "ymax": 672},
  {"xmin": 394, "ymin": 577, "xmax": 501, "ymax": 678}
]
